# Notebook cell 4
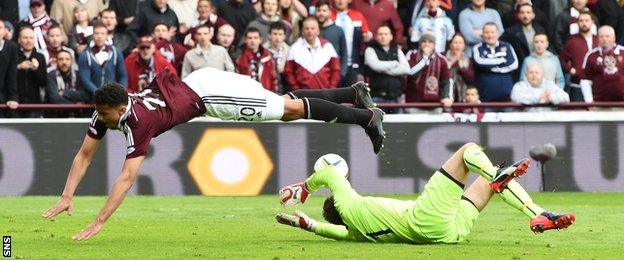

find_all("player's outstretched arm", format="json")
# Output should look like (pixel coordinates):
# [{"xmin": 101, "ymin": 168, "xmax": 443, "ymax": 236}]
[
  {"xmin": 43, "ymin": 134, "xmax": 102, "ymax": 219},
  {"xmin": 276, "ymin": 211, "xmax": 354, "ymax": 241},
  {"xmin": 72, "ymin": 156, "xmax": 145, "ymax": 241}
]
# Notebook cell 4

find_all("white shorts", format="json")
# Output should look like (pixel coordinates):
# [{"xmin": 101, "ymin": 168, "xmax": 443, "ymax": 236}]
[{"xmin": 182, "ymin": 67, "xmax": 285, "ymax": 121}]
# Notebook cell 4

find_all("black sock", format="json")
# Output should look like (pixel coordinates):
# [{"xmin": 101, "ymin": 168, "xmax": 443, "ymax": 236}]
[
  {"xmin": 303, "ymin": 98, "xmax": 372, "ymax": 127},
  {"xmin": 288, "ymin": 87, "xmax": 356, "ymax": 104}
]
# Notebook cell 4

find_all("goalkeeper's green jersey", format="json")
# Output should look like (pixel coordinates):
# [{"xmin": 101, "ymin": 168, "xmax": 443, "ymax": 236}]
[{"xmin": 317, "ymin": 195, "xmax": 422, "ymax": 243}]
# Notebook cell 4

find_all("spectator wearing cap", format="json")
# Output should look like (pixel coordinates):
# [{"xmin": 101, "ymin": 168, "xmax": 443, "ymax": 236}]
[
  {"xmin": 472, "ymin": 22, "xmax": 518, "ymax": 104},
  {"xmin": 580, "ymin": 26, "xmax": 624, "ymax": 103},
  {"xmin": 152, "ymin": 23, "xmax": 188, "ymax": 74},
  {"xmin": 98, "ymin": 8, "xmax": 135, "ymax": 57},
  {"xmin": 216, "ymin": 23, "xmax": 241, "ymax": 61},
  {"xmin": 68, "ymin": 4, "xmax": 93, "ymax": 55},
  {"xmin": 125, "ymin": 36, "xmax": 177, "ymax": 92},
  {"xmin": 458, "ymin": 0, "xmax": 504, "ymax": 55},
  {"xmin": 181, "ymin": 25, "xmax": 234, "ymax": 79},
  {"xmin": 184, "ymin": 0, "xmax": 228, "ymax": 47},
  {"xmin": 511, "ymin": 62, "xmax": 569, "ymax": 111},
  {"xmin": 17, "ymin": 26, "xmax": 46, "ymax": 118},
  {"xmin": 217, "ymin": 0, "xmax": 256, "ymax": 45},
  {"xmin": 315, "ymin": 0, "xmax": 348, "ymax": 79},
  {"xmin": 45, "ymin": 49, "xmax": 91, "ymax": 117},
  {"xmin": 236, "ymin": 27, "xmax": 278, "ymax": 92},
  {"xmin": 77, "ymin": 24, "xmax": 127, "ymax": 95},
  {"xmin": 519, "ymin": 34, "xmax": 565, "ymax": 89},
  {"xmin": 364, "ymin": 25, "xmax": 409, "ymax": 112},
  {"xmin": 128, "ymin": 0, "xmax": 180, "ymax": 39},
  {"xmin": 500, "ymin": 3, "xmax": 545, "ymax": 79},
  {"xmin": 0, "ymin": 19, "xmax": 19, "ymax": 117},
  {"xmin": 17, "ymin": 0, "xmax": 58, "ymax": 55},
  {"xmin": 284, "ymin": 17, "xmax": 340, "ymax": 90},
  {"xmin": 405, "ymin": 32, "xmax": 453, "ymax": 113},
  {"xmin": 410, "ymin": 0, "xmax": 455, "ymax": 53},
  {"xmin": 45, "ymin": 24, "xmax": 75, "ymax": 73},
  {"xmin": 50, "ymin": 0, "xmax": 103, "ymax": 34}
]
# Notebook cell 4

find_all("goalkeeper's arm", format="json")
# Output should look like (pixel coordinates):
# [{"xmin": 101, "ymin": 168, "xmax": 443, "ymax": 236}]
[{"xmin": 276, "ymin": 211, "xmax": 357, "ymax": 241}]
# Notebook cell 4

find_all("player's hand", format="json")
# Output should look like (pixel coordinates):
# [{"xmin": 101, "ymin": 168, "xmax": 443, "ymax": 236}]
[
  {"xmin": 42, "ymin": 197, "xmax": 74, "ymax": 218},
  {"xmin": 73, "ymin": 220, "xmax": 104, "ymax": 241},
  {"xmin": 276, "ymin": 211, "xmax": 315, "ymax": 231}
]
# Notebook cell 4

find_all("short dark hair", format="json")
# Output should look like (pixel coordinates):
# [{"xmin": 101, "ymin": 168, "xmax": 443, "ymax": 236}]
[
  {"xmin": 93, "ymin": 23, "xmax": 108, "ymax": 33},
  {"xmin": 99, "ymin": 8, "xmax": 116, "ymax": 18},
  {"xmin": 244, "ymin": 27, "xmax": 261, "ymax": 38},
  {"xmin": 94, "ymin": 83, "xmax": 129, "ymax": 107},
  {"xmin": 269, "ymin": 21, "xmax": 286, "ymax": 33},
  {"xmin": 152, "ymin": 22, "xmax": 170, "ymax": 32},
  {"xmin": 56, "ymin": 49, "xmax": 73, "ymax": 59},
  {"xmin": 315, "ymin": 0, "xmax": 331, "ymax": 9},
  {"xmin": 48, "ymin": 23, "xmax": 63, "ymax": 34},
  {"xmin": 577, "ymin": 10, "xmax": 596, "ymax": 22},
  {"xmin": 322, "ymin": 196, "xmax": 345, "ymax": 226}
]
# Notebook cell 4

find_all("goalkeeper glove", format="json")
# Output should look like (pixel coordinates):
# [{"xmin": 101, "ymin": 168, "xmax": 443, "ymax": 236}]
[{"xmin": 276, "ymin": 211, "xmax": 316, "ymax": 231}]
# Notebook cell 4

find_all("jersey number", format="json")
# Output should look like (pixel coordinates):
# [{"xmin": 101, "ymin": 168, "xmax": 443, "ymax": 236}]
[
  {"xmin": 237, "ymin": 107, "xmax": 256, "ymax": 121},
  {"xmin": 129, "ymin": 89, "xmax": 166, "ymax": 111}
]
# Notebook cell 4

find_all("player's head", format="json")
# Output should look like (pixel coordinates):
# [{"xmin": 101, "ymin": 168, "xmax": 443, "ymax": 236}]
[
  {"xmin": 322, "ymin": 196, "xmax": 345, "ymax": 226},
  {"xmin": 94, "ymin": 83, "xmax": 129, "ymax": 129}
]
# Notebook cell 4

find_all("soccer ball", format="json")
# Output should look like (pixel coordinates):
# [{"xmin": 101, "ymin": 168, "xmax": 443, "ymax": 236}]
[{"xmin": 313, "ymin": 153, "xmax": 349, "ymax": 177}]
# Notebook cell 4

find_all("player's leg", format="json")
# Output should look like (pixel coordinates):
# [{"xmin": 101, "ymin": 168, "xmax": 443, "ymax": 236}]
[
  {"xmin": 408, "ymin": 143, "xmax": 478, "ymax": 243},
  {"xmin": 280, "ymin": 97, "xmax": 386, "ymax": 154},
  {"xmin": 460, "ymin": 172, "xmax": 575, "ymax": 234},
  {"xmin": 284, "ymin": 82, "xmax": 376, "ymax": 109}
]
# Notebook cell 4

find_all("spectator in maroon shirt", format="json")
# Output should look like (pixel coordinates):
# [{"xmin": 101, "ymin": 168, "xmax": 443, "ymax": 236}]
[
  {"xmin": 580, "ymin": 25, "xmax": 624, "ymax": 103},
  {"xmin": 237, "ymin": 27, "xmax": 278, "ymax": 92},
  {"xmin": 125, "ymin": 36, "xmax": 178, "ymax": 92},
  {"xmin": 350, "ymin": 0, "xmax": 404, "ymax": 47},
  {"xmin": 559, "ymin": 10, "xmax": 598, "ymax": 101},
  {"xmin": 405, "ymin": 33, "xmax": 452, "ymax": 113},
  {"xmin": 152, "ymin": 23, "xmax": 188, "ymax": 75},
  {"xmin": 183, "ymin": 0, "xmax": 229, "ymax": 47}
]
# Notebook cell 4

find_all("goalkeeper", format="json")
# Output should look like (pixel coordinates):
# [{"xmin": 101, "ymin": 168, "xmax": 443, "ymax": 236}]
[{"xmin": 276, "ymin": 143, "xmax": 575, "ymax": 244}]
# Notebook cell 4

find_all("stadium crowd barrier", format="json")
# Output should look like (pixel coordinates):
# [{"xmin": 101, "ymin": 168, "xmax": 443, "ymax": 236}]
[{"xmin": 0, "ymin": 106, "xmax": 623, "ymax": 196}]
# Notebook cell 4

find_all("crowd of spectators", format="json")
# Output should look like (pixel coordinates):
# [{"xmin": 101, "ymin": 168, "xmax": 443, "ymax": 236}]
[{"xmin": 1, "ymin": 0, "xmax": 624, "ymax": 117}]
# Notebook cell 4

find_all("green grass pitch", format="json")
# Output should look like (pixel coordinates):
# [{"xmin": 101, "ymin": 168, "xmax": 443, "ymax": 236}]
[{"xmin": 1, "ymin": 193, "xmax": 622, "ymax": 259}]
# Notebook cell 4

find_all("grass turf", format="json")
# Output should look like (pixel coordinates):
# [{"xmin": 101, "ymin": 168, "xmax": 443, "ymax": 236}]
[{"xmin": 1, "ymin": 193, "xmax": 622, "ymax": 259}]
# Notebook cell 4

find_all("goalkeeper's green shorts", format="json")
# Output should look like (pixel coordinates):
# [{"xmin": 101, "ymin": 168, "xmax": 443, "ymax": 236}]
[{"xmin": 408, "ymin": 170, "xmax": 480, "ymax": 244}]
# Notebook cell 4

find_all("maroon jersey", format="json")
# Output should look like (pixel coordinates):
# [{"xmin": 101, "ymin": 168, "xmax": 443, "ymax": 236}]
[
  {"xmin": 87, "ymin": 69, "xmax": 207, "ymax": 158},
  {"xmin": 582, "ymin": 45, "xmax": 624, "ymax": 101}
]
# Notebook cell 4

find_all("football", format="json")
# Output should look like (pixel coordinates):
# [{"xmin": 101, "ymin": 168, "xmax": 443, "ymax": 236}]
[{"xmin": 313, "ymin": 153, "xmax": 349, "ymax": 177}]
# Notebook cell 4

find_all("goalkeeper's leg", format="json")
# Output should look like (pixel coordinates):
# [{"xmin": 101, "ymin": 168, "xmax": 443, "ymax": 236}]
[{"xmin": 461, "ymin": 173, "xmax": 575, "ymax": 234}]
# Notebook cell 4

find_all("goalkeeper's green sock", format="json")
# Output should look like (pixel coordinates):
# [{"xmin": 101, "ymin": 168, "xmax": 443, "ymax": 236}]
[
  {"xmin": 463, "ymin": 144, "xmax": 499, "ymax": 181},
  {"xmin": 499, "ymin": 180, "xmax": 546, "ymax": 218}
]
